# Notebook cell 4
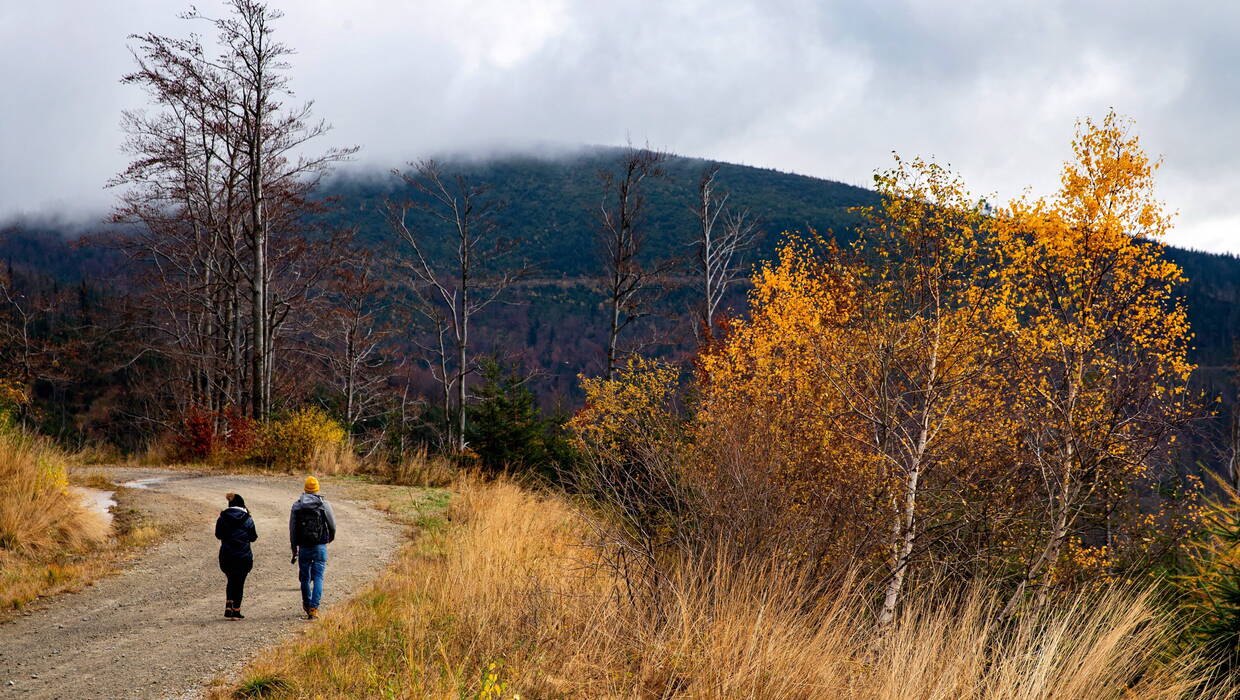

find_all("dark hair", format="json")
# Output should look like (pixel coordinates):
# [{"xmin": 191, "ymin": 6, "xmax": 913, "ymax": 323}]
[{"xmin": 228, "ymin": 493, "xmax": 247, "ymax": 509}]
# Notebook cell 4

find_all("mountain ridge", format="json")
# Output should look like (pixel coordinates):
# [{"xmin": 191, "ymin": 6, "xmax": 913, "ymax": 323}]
[{"xmin": 3, "ymin": 146, "xmax": 1238, "ymax": 373}]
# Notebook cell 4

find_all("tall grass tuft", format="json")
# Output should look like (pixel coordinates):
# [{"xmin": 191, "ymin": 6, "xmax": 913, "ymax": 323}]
[
  {"xmin": 0, "ymin": 425, "xmax": 110, "ymax": 610},
  {"xmin": 222, "ymin": 476, "xmax": 1229, "ymax": 699},
  {"xmin": 378, "ymin": 445, "xmax": 455, "ymax": 487},
  {"xmin": 0, "ymin": 427, "xmax": 106, "ymax": 553},
  {"xmin": 307, "ymin": 440, "xmax": 359, "ymax": 476}
]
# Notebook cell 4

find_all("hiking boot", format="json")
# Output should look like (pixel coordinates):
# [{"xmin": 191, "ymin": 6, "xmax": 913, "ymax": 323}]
[
  {"xmin": 307, "ymin": 607, "xmax": 318, "ymax": 620},
  {"xmin": 232, "ymin": 608, "xmax": 245, "ymax": 620},
  {"xmin": 225, "ymin": 601, "xmax": 236, "ymax": 619}
]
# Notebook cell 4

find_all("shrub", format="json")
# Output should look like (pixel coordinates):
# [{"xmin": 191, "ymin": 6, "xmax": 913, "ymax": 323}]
[
  {"xmin": 171, "ymin": 405, "xmax": 256, "ymax": 463},
  {"xmin": 570, "ymin": 357, "xmax": 682, "ymax": 461},
  {"xmin": 252, "ymin": 406, "xmax": 348, "ymax": 470},
  {"xmin": 221, "ymin": 405, "xmax": 257, "ymax": 454},
  {"xmin": 173, "ymin": 406, "xmax": 219, "ymax": 461},
  {"xmin": 1171, "ymin": 482, "xmax": 1240, "ymax": 681}
]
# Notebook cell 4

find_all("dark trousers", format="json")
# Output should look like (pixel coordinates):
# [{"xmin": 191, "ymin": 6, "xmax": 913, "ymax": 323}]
[{"xmin": 220, "ymin": 555, "xmax": 253, "ymax": 607}]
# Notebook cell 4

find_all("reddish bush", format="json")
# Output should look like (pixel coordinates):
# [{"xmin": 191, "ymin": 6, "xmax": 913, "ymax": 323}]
[
  {"xmin": 174, "ymin": 406, "xmax": 219, "ymax": 461},
  {"xmin": 221, "ymin": 405, "xmax": 257, "ymax": 454}
]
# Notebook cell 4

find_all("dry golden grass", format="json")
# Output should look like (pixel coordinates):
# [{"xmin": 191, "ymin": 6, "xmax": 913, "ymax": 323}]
[
  {"xmin": 0, "ymin": 429, "xmax": 112, "ymax": 612},
  {"xmin": 379, "ymin": 446, "xmax": 456, "ymax": 487},
  {"xmin": 0, "ymin": 435, "xmax": 177, "ymax": 615},
  {"xmin": 69, "ymin": 442, "xmax": 126, "ymax": 466},
  {"xmin": 219, "ymin": 476, "xmax": 1228, "ymax": 699},
  {"xmin": 0, "ymin": 428, "xmax": 105, "ymax": 555},
  {"xmin": 120, "ymin": 437, "xmax": 174, "ymax": 467},
  {"xmin": 0, "ymin": 491, "xmax": 171, "ymax": 616},
  {"xmin": 308, "ymin": 440, "xmax": 361, "ymax": 476}
]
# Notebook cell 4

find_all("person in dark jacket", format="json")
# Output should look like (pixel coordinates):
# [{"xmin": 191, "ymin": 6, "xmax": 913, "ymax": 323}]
[
  {"xmin": 215, "ymin": 493, "xmax": 258, "ymax": 620},
  {"xmin": 289, "ymin": 476, "xmax": 336, "ymax": 620}
]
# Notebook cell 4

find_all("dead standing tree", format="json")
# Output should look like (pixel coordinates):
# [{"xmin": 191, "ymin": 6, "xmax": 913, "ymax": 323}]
[
  {"xmin": 206, "ymin": 0, "xmax": 356, "ymax": 417},
  {"xmin": 111, "ymin": 0, "xmax": 355, "ymax": 420},
  {"xmin": 595, "ymin": 145, "xmax": 672, "ymax": 379},
  {"xmin": 690, "ymin": 165, "xmax": 759, "ymax": 338},
  {"xmin": 308, "ymin": 252, "xmax": 392, "ymax": 434},
  {"xmin": 385, "ymin": 160, "xmax": 528, "ymax": 452}
]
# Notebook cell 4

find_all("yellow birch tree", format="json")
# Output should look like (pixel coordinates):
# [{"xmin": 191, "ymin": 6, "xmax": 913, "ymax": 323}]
[
  {"xmin": 996, "ymin": 111, "xmax": 1194, "ymax": 613},
  {"xmin": 843, "ymin": 157, "xmax": 1013, "ymax": 626}
]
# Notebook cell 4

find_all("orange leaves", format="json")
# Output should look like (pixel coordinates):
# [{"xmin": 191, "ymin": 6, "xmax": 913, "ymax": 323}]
[
  {"xmin": 691, "ymin": 112, "xmax": 1198, "ymax": 595},
  {"xmin": 573, "ymin": 112, "xmax": 1198, "ymax": 604},
  {"xmin": 994, "ymin": 110, "xmax": 1193, "ymax": 465}
]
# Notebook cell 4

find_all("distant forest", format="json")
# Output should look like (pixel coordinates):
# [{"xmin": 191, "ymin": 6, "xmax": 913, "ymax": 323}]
[{"xmin": 1, "ymin": 150, "xmax": 1238, "ymax": 453}]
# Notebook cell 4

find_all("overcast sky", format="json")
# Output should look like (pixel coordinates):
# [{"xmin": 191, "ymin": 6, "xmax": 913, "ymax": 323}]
[{"xmin": 2, "ymin": 1, "xmax": 1238, "ymax": 253}]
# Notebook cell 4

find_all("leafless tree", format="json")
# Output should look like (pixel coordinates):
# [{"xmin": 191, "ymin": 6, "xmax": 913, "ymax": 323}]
[
  {"xmin": 385, "ymin": 160, "xmax": 529, "ymax": 451},
  {"xmin": 110, "ymin": 0, "xmax": 355, "ymax": 421},
  {"xmin": 595, "ymin": 144, "xmax": 672, "ymax": 379},
  {"xmin": 690, "ymin": 165, "xmax": 759, "ymax": 337},
  {"xmin": 110, "ymin": 24, "xmax": 247, "ymax": 416},
  {"xmin": 308, "ymin": 252, "xmax": 392, "ymax": 432},
  {"xmin": 204, "ymin": 0, "xmax": 357, "ymax": 416}
]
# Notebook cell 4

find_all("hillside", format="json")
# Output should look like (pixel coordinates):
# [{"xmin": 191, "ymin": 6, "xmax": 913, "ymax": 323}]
[
  {"xmin": 322, "ymin": 150, "xmax": 1240, "ymax": 393},
  {"xmin": 323, "ymin": 148, "xmax": 878, "ymax": 277},
  {"xmin": 2, "ymin": 147, "xmax": 1238, "ymax": 399}
]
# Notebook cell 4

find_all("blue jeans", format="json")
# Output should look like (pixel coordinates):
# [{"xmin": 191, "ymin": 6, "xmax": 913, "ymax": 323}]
[{"xmin": 297, "ymin": 544, "xmax": 327, "ymax": 609}]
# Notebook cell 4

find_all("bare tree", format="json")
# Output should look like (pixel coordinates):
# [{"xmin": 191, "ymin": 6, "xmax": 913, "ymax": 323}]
[
  {"xmin": 111, "ymin": 24, "xmax": 248, "ymax": 417},
  {"xmin": 308, "ymin": 252, "xmax": 392, "ymax": 432},
  {"xmin": 595, "ymin": 144, "xmax": 672, "ymax": 379},
  {"xmin": 204, "ymin": 0, "xmax": 357, "ymax": 417},
  {"xmin": 110, "ymin": 0, "xmax": 355, "ymax": 421},
  {"xmin": 385, "ymin": 160, "xmax": 529, "ymax": 451},
  {"xmin": 690, "ymin": 165, "xmax": 759, "ymax": 337}
]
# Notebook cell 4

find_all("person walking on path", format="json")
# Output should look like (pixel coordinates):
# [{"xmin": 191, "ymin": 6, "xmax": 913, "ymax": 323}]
[
  {"xmin": 289, "ymin": 476, "xmax": 336, "ymax": 620},
  {"xmin": 215, "ymin": 493, "xmax": 258, "ymax": 620}
]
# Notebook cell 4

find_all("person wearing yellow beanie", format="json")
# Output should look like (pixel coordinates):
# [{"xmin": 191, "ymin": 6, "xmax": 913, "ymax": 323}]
[{"xmin": 289, "ymin": 475, "xmax": 335, "ymax": 620}]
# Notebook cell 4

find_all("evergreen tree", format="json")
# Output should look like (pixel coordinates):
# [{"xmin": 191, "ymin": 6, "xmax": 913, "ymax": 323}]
[{"xmin": 466, "ymin": 360, "xmax": 575, "ymax": 478}]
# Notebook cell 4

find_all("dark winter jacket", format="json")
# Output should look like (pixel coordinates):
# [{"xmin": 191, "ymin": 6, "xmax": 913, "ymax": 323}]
[
  {"xmin": 215, "ymin": 506, "xmax": 258, "ymax": 561},
  {"xmin": 289, "ymin": 493, "xmax": 337, "ymax": 551}
]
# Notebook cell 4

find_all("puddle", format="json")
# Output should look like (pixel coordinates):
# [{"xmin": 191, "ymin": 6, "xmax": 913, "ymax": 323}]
[
  {"xmin": 119, "ymin": 477, "xmax": 170, "ymax": 489},
  {"xmin": 70, "ymin": 486, "xmax": 116, "ymax": 526}
]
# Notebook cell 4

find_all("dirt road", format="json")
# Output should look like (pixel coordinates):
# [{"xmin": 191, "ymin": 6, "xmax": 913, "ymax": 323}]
[{"xmin": 0, "ymin": 468, "xmax": 403, "ymax": 699}]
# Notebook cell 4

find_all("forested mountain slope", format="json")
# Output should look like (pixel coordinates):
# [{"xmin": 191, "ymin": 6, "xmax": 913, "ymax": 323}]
[{"xmin": 3, "ymin": 147, "xmax": 1238, "ymax": 404}]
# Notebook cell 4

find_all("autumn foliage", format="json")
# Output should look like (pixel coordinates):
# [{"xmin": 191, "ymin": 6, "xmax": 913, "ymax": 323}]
[
  {"xmin": 173, "ymin": 404, "xmax": 346, "ymax": 471},
  {"xmin": 575, "ymin": 112, "xmax": 1202, "ymax": 618}
]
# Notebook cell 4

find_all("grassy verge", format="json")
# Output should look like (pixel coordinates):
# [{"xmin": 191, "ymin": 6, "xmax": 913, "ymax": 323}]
[
  {"xmin": 0, "ymin": 457, "xmax": 175, "ymax": 618},
  {"xmin": 331, "ymin": 473, "xmax": 452, "ymax": 527},
  {"xmin": 215, "ymin": 475, "xmax": 1231, "ymax": 699}
]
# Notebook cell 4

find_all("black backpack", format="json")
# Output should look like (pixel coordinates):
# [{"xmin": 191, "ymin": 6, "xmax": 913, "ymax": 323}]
[{"xmin": 295, "ymin": 502, "xmax": 327, "ymax": 546}]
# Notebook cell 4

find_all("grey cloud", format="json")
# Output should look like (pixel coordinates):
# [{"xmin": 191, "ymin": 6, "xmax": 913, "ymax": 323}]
[{"xmin": 1, "ymin": 0, "xmax": 1238, "ymax": 252}]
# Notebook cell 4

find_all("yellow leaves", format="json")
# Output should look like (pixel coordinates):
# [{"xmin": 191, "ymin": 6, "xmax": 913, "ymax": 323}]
[
  {"xmin": 687, "ymin": 112, "xmax": 1197, "ymax": 590},
  {"xmin": 252, "ymin": 406, "xmax": 347, "ymax": 469},
  {"xmin": 993, "ymin": 111, "xmax": 1194, "ymax": 461},
  {"xmin": 1058, "ymin": 112, "xmax": 1171, "ymax": 242},
  {"xmin": 570, "ymin": 357, "xmax": 682, "ymax": 457}
]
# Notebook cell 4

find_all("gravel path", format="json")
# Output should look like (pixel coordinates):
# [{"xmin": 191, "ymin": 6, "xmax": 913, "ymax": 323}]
[{"xmin": 0, "ymin": 468, "xmax": 402, "ymax": 699}]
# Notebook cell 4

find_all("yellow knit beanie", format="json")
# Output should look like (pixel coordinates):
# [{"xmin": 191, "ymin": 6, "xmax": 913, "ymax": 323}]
[{"xmin": 304, "ymin": 476, "xmax": 320, "ymax": 494}]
